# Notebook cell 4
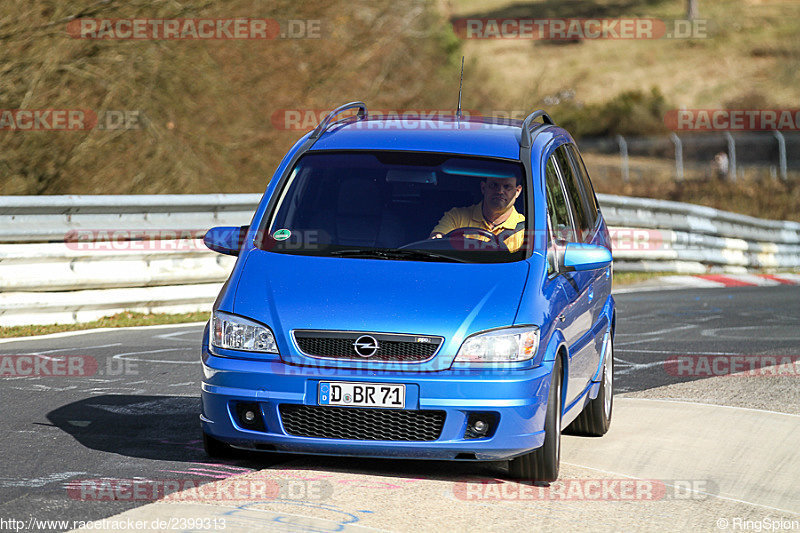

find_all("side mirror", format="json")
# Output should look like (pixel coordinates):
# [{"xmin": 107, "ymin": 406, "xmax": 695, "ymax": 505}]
[
  {"xmin": 203, "ymin": 226, "xmax": 248, "ymax": 256},
  {"xmin": 563, "ymin": 243, "xmax": 612, "ymax": 272}
]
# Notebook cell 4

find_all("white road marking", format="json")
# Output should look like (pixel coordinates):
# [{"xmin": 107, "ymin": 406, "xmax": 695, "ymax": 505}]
[
  {"xmin": 701, "ymin": 325, "xmax": 800, "ymax": 340},
  {"xmin": 5, "ymin": 343, "xmax": 123, "ymax": 357},
  {"xmin": 616, "ymin": 323, "xmax": 696, "ymax": 337},
  {"xmin": 612, "ymin": 357, "xmax": 665, "ymax": 375},
  {"xmin": 0, "ymin": 322, "xmax": 206, "ymax": 345},
  {"xmin": 87, "ymin": 397, "xmax": 197, "ymax": 416},
  {"xmin": 0, "ymin": 471, "xmax": 87, "ymax": 488},
  {"xmin": 615, "ymin": 337, "xmax": 668, "ymax": 347},
  {"xmin": 156, "ymin": 329, "xmax": 201, "ymax": 343},
  {"xmin": 615, "ymin": 348, "xmax": 749, "ymax": 356},
  {"xmin": 111, "ymin": 347, "xmax": 198, "ymax": 364}
]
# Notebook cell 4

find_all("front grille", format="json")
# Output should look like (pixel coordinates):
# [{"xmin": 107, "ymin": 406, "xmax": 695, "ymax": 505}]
[
  {"xmin": 292, "ymin": 331, "xmax": 442, "ymax": 362},
  {"xmin": 279, "ymin": 404, "xmax": 446, "ymax": 441}
]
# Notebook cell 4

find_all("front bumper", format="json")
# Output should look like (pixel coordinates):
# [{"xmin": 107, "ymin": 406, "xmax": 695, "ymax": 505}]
[{"xmin": 201, "ymin": 348, "xmax": 553, "ymax": 461}]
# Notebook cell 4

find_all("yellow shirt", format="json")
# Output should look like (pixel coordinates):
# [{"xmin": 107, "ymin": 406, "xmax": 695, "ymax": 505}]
[{"xmin": 431, "ymin": 202, "xmax": 526, "ymax": 252}]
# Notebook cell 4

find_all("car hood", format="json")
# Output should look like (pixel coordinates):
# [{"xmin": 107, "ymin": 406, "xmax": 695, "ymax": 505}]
[{"xmin": 230, "ymin": 250, "xmax": 531, "ymax": 370}]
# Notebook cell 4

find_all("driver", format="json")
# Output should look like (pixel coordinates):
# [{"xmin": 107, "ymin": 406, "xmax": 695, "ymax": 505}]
[{"xmin": 429, "ymin": 176, "xmax": 525, "ymax": 252}]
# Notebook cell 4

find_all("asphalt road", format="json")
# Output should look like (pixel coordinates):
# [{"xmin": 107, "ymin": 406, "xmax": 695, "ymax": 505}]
[{"xmin": 0, "ymin": 285, "xmax": 798, "ymax": 532}]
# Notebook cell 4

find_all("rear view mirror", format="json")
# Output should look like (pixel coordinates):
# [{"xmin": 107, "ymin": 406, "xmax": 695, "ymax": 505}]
[
  {"xmin": 563, "ymin": 243, "xmax": 612, "ymax": 272},
  {"xmin": 385, "ymin": 169, "xmax": 437, "ymax": 184},
  {"xmin": 203, "ymin": 226, "xmax": 248, "ymax": 256}
]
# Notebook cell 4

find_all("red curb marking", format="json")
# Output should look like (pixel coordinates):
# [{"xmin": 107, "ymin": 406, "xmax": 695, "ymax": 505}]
[
  {"xmin": 759, "ymin": 274, "xmax": 796, "ymax": 285},
  {"xmin": 695, "ymin": 275, "xmax": 757, "ymax": 287}
]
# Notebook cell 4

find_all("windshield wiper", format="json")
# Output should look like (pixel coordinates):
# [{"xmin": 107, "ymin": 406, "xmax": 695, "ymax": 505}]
[{"xmin": 329, "ymin": 248, "xmax": 465, "ymax": 263}]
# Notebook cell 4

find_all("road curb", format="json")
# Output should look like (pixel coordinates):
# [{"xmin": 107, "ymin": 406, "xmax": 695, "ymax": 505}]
[{"xmin": 614, "ymin": 273, "xmax": 800, "ymax": 294}]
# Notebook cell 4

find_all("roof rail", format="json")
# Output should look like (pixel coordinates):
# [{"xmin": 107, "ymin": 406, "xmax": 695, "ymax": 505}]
[
  {"xmin": 519, "ymin": 110, "xmax": 555, "ymax": 148},
  {"xmin": 309, "ymin": 101, "xmax": 367, "ymax": 139}
]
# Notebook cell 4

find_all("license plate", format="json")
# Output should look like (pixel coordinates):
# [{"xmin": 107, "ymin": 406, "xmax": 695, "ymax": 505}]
[{"xmin": 318, "ymin": 381, "xmax": 405, "ymax": 409}]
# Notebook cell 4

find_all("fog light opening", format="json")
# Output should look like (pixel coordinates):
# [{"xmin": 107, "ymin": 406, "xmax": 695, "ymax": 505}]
[
  {"xmin": 234, "ymin": 402, "xmax": 266, "ymax": 432},
  {"xmin": 464, "ymin": 413, "xmax": 498, "ymax": 440}
]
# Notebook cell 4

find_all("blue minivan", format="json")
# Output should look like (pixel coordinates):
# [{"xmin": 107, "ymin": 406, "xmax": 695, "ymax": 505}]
[{"xmin": 201, "ymin": 103, "xmax": 615, "ymax": 481}]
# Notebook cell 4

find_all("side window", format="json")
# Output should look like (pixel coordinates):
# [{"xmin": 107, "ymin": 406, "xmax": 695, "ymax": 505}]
[
  {"xmin": 553, "ymin": 146, "xmax": 591, "ymax": 241},
  {"xmin": 545, "ymin": 156, "xmax": 572, "ymax": 244},
  {"xmin": 567, "ymin": 144, "xmax": 599, "ymax": 227}
]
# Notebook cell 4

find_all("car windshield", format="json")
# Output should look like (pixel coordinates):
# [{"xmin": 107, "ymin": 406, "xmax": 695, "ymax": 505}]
[{"xmin": 260, "ymin": 151, "xmax": 529, "ymax": 263}]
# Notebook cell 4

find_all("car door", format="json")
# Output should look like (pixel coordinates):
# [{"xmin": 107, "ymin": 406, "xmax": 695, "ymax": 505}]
[
  {"xmin": 549, "ymin": 146, "xmax": 600, "ymax": 404},
  {"xmin": 566, "ymin": 143, "xmax": 609, "ymax": 327}
]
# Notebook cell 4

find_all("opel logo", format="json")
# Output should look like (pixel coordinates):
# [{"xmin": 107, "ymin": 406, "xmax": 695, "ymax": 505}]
[{"xmin": 353, "ymin": 335, "xmax": 379, "ymax": 358}]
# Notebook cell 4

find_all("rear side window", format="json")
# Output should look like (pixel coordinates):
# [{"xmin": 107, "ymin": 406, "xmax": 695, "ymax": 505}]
[
  {"xmin": 553, "ymin": 146, "xmax": 591, "ymax": 241},
  {"xmin": 566, "ymin": 144, "xmax": 599, "ymax": 226}
]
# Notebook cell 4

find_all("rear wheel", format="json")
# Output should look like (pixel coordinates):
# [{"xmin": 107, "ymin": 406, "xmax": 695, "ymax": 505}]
[
  {"xmin": 508, "ymin": 358, "xmax": 562, "ymax": 482},
  {"xmin": 565, "ymin": 334, "xmax": 613, "ymax": 436}
]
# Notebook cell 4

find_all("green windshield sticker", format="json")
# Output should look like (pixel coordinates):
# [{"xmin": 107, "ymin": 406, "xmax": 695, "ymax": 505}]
[{"xmin": 273, "ymin": 229, "xmax": 291, "ymax": 241}]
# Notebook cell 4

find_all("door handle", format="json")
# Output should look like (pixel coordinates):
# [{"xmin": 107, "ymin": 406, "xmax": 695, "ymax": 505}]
[{"xmin": 558, "ymin": 314, "xmax": 566, "ymax": 322}]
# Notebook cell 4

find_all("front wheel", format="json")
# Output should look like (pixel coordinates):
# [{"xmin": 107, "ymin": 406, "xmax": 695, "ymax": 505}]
[
  {"xmin": 203, "ymin": 431, "xmax": 239, "ymax": 459},
  {"xmin": 565, "ymin": 334, "xmax": 613, "ymax": 436},
  {"xmin": 508, "ymin": 357, "xmax": 562, "ymax": 482}
]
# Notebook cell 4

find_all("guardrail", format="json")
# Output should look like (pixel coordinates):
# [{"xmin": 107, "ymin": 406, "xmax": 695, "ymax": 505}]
[
  {"xmin": 1, "ymin": 194, "xmax": 799, "ymax": 326},
  {"xmin": 597, "ymin": 194, "xmax": 800, "ymax": 272},
  {"xmin": 0, "ymin": 194, "xmax": 261, "ymax": 242},
  {"xmin": 0, "ymin": 195, "xmax": 257, "ymax": 326}
]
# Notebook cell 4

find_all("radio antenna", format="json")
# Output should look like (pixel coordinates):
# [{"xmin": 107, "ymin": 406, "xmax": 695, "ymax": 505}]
[{"xmin": 456, "ymin": 56, "xmax": 464, "ymax": 120}]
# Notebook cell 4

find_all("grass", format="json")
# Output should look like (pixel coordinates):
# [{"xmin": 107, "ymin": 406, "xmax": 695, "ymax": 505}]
[
  {"xmin": 583, "ymin": 151, "xmax": 800, "ymax": 222},
  {"xmin": 0, "ymin": 0, "xmax": 464, "ymax": 195},
  {"xmin": 0, "ymin": 311, "xmax": 209, "ymax": 339},
  {"xmin": 448, "ymin": 0, "xmax": 800, "ymax": 109},
  {"xmin": 613, "ymin": 271, "xmax": 672, "ymax": 286}
]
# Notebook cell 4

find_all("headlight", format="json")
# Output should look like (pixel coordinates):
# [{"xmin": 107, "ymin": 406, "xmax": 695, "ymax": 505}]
[
  {"xmin": 210, "ymin": 310, "xmax": 279, "ymax": 353},
  {"xmin": 455, "ymin": 326, "xmax": 539, "ymax": 363}
]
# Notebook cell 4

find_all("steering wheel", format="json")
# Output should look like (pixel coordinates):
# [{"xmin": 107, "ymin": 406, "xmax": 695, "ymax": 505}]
[
  {"xmin": 398, "ymin": 227, "xmax": 509, "ymax": 252},
  {"xmin": 444, "ymin": 227, "xmax": 509, "ymax": 251}
]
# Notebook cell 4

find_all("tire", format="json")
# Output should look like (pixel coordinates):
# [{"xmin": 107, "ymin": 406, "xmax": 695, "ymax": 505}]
[
  {"xmin": 565, "ymin": 334, "xmax": 613, "ymax": 437},
  {"xmin": 203, "ymin": 431, "xmax": 238, "ymax": 459},
  {"xmin": 508, "ymin": 357, "xmax": 562, "ymax": 482}
]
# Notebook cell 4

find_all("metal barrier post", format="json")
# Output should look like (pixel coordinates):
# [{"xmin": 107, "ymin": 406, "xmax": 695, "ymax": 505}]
[
  {"xmin": 773, "ymin": 130, "xmax": 787, "ymax": 181},
  {"xmin": 724, "ymin": 132, "xmax": 737, "ymax": 181},
  {"xmin": 616, "ymin": 135, "xmax": 629, "ymax": 182},
  {"xmin": 670, "ymin": 133, "xmax": 684, "ymax": 182}
]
